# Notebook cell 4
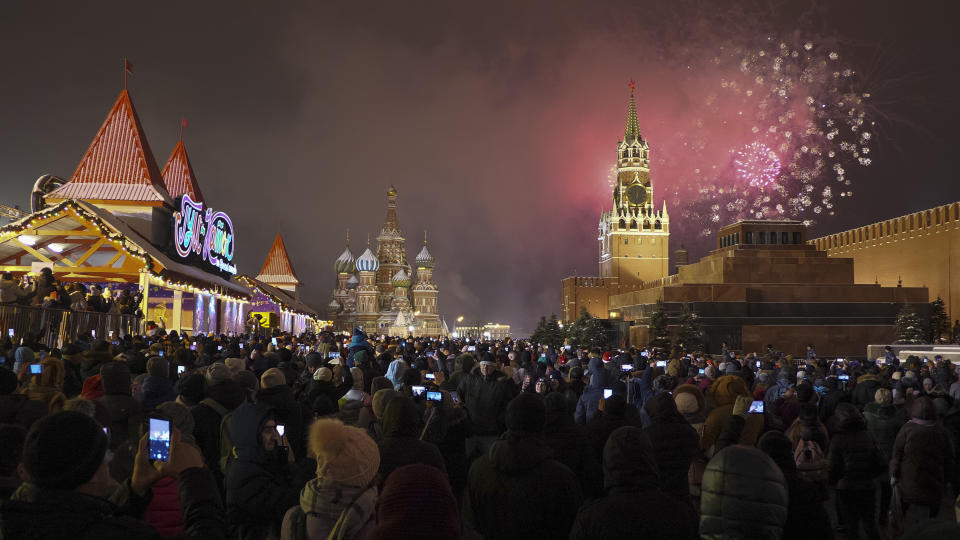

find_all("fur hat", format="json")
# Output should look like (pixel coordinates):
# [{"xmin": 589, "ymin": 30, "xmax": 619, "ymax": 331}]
[
  {"xmin": 310, "ymin": 419, "xmax": 379, "ymax": 487},
  {"xmin": 674, "ymin": 392, "xmax": 700, "ymax": 415},
  {"xmin": 704, "ymin": 365, "xmax": 717, "ymax": 380},
  {"xmin": 506, "ymin": 392, "xmax": 546, "ymax": 434},
  {"xmin": 372, "ymin": 389, "xmax": 400, "ymax": 420},
  {"xmin": 225, "ymin": 357, "xmax": 245, "ymax": 375},
  {"xmin": 260, "ymin": 368, "xmax": 286, "ymax": 388},
  {"xmin": 874, "ymin": 388, "xmax": 893, "ymax": 406},
  {"xmin": 23, "ymin": 411, "xmax": 107, "ymax": 490},
  {"xmin": 205, "ymin": 362, "xmax": 231, "ymax": 385},
  {"xmin": 891, "ymin": 371, "xmax": 903, "ymax": 381},
  {"xmin": 313, "ymin": 367, "xmax": 333, "ymax": 382}
]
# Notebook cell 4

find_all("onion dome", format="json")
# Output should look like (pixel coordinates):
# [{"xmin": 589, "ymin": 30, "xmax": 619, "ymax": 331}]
[
  {"xmin": 335, "ymin": 247, "xmax": 356, "ymax": 274},
  {"xmin": 392, "ymin": 268, "xmax": 411, "ymax": 288},
  {"xmin": 346, "ymin": 275, "xmax": 359, "ymax": 289},
  {"xmin": 355, "ymin": 247, "xmax": 379, "ymax": 272},
  {"xmin": 327, "ymin": 299, "xmax": 341, "ymax": 309},
  {"xmin": 415, "ymin": 244, "xmax": 434, "ymax": 268}
]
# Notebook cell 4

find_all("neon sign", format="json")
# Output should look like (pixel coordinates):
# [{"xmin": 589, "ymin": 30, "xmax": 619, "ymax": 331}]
[{"xmin": 172, "ymin": 194, "xmax": 237, "ymax": 275}]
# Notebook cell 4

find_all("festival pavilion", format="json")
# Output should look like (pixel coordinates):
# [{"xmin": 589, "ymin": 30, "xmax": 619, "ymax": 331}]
[{"xmin": 0, "ymin": 89, "xmax": 320, "ymax": 336}]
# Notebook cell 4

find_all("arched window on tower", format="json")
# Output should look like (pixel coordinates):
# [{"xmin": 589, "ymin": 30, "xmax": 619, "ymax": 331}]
[
  {"xmin": 619, "ymin": 219, "xmax": 626, "ymax": 229},
  {"xmin": 654, "ymin": 220, "xmax": 662, "ymax": 230},
  {"xmin": 643, "ymin": 220, "xmax": 651, "ymax": 230},
  {"xmin": 630, "ymin": 219, "xmax": 637, "ymax": 230}
]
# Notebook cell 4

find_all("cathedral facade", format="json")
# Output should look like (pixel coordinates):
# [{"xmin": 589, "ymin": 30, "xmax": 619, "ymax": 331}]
[
  {"xmin": 327, "ymin": 186, "xmax": 445, "ymax": 336},
  {"xmin": 561, "ymin": 82, "xmax": 671, "ymax": 322}
]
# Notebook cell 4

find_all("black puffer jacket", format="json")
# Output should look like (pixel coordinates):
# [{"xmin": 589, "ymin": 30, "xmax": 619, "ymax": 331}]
[
  {"xmin": 457, "ymin": 370, "xmax": 514, "ymax": 436},
  {"xmin": 376, "ymin": 396, "xmax": 446, "ymax": 486},
  {"xmin": 570, "ymin": 427, "xmax": 698, "ymax": 540},
  {"xmin": 467, "ymin": 433, "xmax": 581, "ymax": 540},
  {"xmin": 585, "ymin": 394, "xmax": 644, "ymax": 464},
  {"xmin": 542, "ymin": 392, "xmax": 602, "ymax": 499},
  {"xmin": 643, "ymin": 392, "xmax": 699, "ymax": 499},
  {"xmin": 851, "ymin": 373, "xmax": 882, "ymax": 409},
  {"xmin": 700, "ymin": 445, "xmax": 788, "ymax": 540},
  {"xmin": 224, "ymin": 402, "xmax": 313, "ymax": 540},
  {"xmin": 863, "ymin": 401, "xmax": 907, "ymax": 462},
  {"xmin": 827, "ymin": 403, "xmax": 886, "ymax": 490},
  {"xmin": 255, "ymin": 384, "xmax": 305, "ymax": 460}
]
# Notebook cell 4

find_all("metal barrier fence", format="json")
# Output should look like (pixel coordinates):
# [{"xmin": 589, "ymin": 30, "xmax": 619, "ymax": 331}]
[{"xmin": 0, "ymin": 304, "xmax": 143, "ymax": 348}]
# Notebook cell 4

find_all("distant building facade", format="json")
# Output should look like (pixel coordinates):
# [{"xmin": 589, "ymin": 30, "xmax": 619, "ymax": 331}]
[
  {"xmin": 810, "ymin": 201, "xmax": 960, "ymax": 321},
  {"xmin": 561, "ymin": 82, "xmax": 670, "ymax": 323}
]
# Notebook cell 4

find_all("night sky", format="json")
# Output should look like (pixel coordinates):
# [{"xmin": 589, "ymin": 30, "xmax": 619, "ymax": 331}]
[{"xmin": 2, "ymin": 1, "xmax": 958, "ymax": 335}]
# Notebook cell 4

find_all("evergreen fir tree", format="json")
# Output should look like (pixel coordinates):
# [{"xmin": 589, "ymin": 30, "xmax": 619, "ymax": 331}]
[
  {"xmin": 545, "ymin": 314, "xmax": 565, "ymax": 349},
  {"xmin": 530, "ymin": 315, "xmax": 547, "ymax": 344},
  {"xmin": 929, "ymin": 297, "xmax": 949, "ymax": 342},
  {"xmin": 895, "ymin": 304, "xmax": 927, "ymax": 344},
  {"xmin": 648, "ymin": 300, "xmax": 671, "ymax": 352},
  {"xmin": 568, "ymin": 308, "xmax": 607, "ymax": 349},
  {"xmin": 676, "ymin": 303, "xmax": 705, "ymax": 353}
]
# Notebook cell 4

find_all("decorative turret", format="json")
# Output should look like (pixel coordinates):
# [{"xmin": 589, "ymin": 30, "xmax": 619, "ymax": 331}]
[
  {"xmin": 415, "ymin": 230, "xmax": 435, "ymax": 269},
  {"xmin": 335, "ymin": 230, "xmax": 356, "ymax": 274},
  {"xmin": 376, "ymin": 186, "xmax": 407, "ymax": 311},
  {"xmin": 412, "ymin": 230, "xmax": 439, "ymax": 322},
  {"xmin": 354, "ymin": 235, "xmax": 381, "ymax": 329},
  {"xmin": 346, "ymin": 275, "xmax": 359, "ymax": 289},
  {"xmin": 356, "ymin": 246, "xmax": 380, "ymax": 273},
  {"xmin": 392, "ymin": 268, "xmax": 411, "ymax": 288}
]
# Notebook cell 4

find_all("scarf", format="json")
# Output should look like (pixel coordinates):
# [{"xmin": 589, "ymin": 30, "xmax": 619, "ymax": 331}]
[{"xmin": 300, "ymin": 477, "xmax": 376, "ymax": 540}]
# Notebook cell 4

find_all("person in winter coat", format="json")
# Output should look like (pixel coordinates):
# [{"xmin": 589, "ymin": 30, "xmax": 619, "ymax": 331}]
[
  {"xmin": 139, "ymin": 357, "xmax": 176, "ymax": 410},
  {"xmin": 764, "ymin": 370, "xmax": 794, "ymax": 406},
  {"xmin": 256, "ymin": 368, "xmax": 306, "ymax": 460},
  {"xmin": 864, "ymin": 387, "xmax": 907, "ymax": 521},
  {"xmin": 890, "ymin": 396, "xmax": 955, "ymax": 518},
  {"xmin": 279, "ymin": 419, "xmax": 380, "ymax": 540},
  {"xmin": 376, "ymin": 395, "xmax": 446, "ymax": 486},
  {"xmin": 586, "ymin": 394, "xmax": 644, "ymax": 463},
  {"xmin": 574, "ymin": 357, "xmax": 608, "ymax": 423},
  {"xmin": 785, "ymin": 401, "xmax": 829, "ymax": 451},
  {"xmin": 467, "ymin": 392, "xmax": 582, "ymax": 540},
  {"xmin": 345, "ymin": 328, "xmax": 374, "ymax": 369},
  {"xmin": 542, "ymin": 391, "xmax": 602, "ymax": 499},
  {"xmin": 700, "ymin": 375, "xmax": 764, "ymax": 451},
  {"xmin": 569, "ymin": 426, "xmax": 698, "ymax": 540},
  {"xmin": 827, "ymin": 403, "xmax": 886, "ymax": 540},
  {"xmin": 756, "ymin": 431, "xmax": 833, "ymax": 540},
  {"xmin": 0, "ymin": 366, "xmax": 46, "ymax": 429},
  {"xmin": 192, "ymin": 363, "xmax": 244, "ymax": 493},
  {"xmin": 142, "ymin": 401, "xmax": 197, "ymax": 536},
  {"xmin": 699, "ymin": 445, "xmax": 788, "ymax": 539},
  {"xmin": 0, "ymin": 410, "xmax": 225, "ymax": 539},
  {"xmin": 21, "ymin": 355, "xmax": 67, "ymax": 413},
  {"xmin": 442, "ymin": 353, "xmax": 474, "ymax": 392},
  {"xmin": 367, "ymin": 463, "xmax": 460, "ymax": 540},
  {"xmin": 852, "ymin": 367, "xmax": 883, "ymax": 408},
  {"xmin": 643, "ymin": 392, "xmax": 699, "ymax": 500},
  {"xmin": 225, "ymin": 401, "xmax": 314, "ymax": 540},
  {"xmin": 98, "ymin": 361, "xmax": 142, "ymax": 449},
  {"xmin": 457, "ymin": 360, "xmax": 514, "ymax": 459},
  {"xmin": 0, "ymin": 272, "xmax": 31, "ymax": 304}
]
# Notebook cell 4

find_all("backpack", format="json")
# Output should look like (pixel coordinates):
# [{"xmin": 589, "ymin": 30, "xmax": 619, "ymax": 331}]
[{"xmin": 794, "ymin": 438, "xmax": 828, "ymax": 483}]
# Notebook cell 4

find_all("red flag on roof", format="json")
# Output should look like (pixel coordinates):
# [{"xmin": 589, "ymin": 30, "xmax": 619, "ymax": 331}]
[
  {"xmin": 124, "ymin": 58, "xmax": 133, "ymax": 74},
  {"xmin": 181, "ymin": 117, "xmax": 188, "ymax": 129}
]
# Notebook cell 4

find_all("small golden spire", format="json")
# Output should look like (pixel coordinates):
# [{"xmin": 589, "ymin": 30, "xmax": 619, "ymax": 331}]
[
  {"xmin": 345, "ymin": 228, "xmax": 350, "ymax": 247},
  {"xmin": 424, "ymin": 229, "xmax": 428, "ymax": 245},
  {"xmin": 367, "ymin": 233, "xmax": 371, "ymax": 247}
]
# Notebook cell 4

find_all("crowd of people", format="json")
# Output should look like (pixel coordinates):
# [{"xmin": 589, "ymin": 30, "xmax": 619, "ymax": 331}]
[
  {"xmin": 0, "ymin": 267, "xmax": 141, "ymax": 314},
  {"xmin": 0, "ymin": 326, "xmax": 959, "ymax": 539}
]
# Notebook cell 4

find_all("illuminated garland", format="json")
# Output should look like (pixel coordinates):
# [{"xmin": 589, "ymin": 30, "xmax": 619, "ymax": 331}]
[
  {"xmin": 0, "ymin": 200, "xmax": 250, "ymax": 303},
  {"xmin": 236, "ymin": 275, "xmax": 319, "ymax": 321}
]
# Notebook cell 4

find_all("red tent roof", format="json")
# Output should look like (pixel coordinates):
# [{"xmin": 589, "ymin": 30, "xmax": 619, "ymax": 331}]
[
  {"xmin": 160, "ymin": 139, "xmax": 204, "ymax": 204},
  {"xmin": 256, "ymin": 234, "xmax": 301, "ymax": 285},
  {"xmin": 48, "ymin": 90, "xmax": 171, "ymax": 204}
]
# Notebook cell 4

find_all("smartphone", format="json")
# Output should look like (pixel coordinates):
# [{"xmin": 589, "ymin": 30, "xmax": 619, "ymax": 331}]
[
  {"xmin": 411, "ymin": 385, "xmax": 426, "ymax": 398},
  {"xmin": 564, "ymin": 345, "xmax": 571, "ymax": 351},
  {"xmin": 640, "ymin": 351, "xmax": 648, "ymax": 357},
  {"xmin": 756, "ymin": 361, "xmax": 761, "ymax": 368},
  {"xmin": 276, "ymin": 424, "xmax": 286, "ymax": 438},
  {"xmin": 749, "ymin": 400, "xmax": 765, "ymax": 414},
  {"xmin": 30, "ymin": 364, "xmax": 42, "ymax": 375},
  {"xmin": 239, "ymin": 343, "xmax": 244, "ymax": 350},
  {"xmin": 102, "ymin": 426, "xmax": 109, "ymax": 436},
  {"xmin": 271, "ymin": 337, "xmax": 278, "ymax": 346},
  {"xmin": 467, "ymin": 346, "xmax": 476, "ymax": 352},
  {"xmin": 425, "ymin": 373, "xmax": 436, "ymax": 380},
  {"xmin": 839, "ymin": 374, "xmax": 850, "ymax": 381},
  {"xmin": 109, "ymin": 330, "xmax": 114, "ymax": 338},
  {"xmin": 177, "ymin": 365, "xmax": 185, "ymax": 375},
  {"xmin": 426, "ymin": 391, "xmax": 442, "ymax": 402},
  {"xmin": 6, "ymin": 328, "xmax": 12, "ymax": 338},
  {"xmin": 603, "ymin": 388, "xmax": 613, "ymax": 399},
  {"xmin": 91, "ymin": 329, "xmax": 96, "ymax": 339},
  {"xmin": 328, "ymin": 351, "xmax": 340, "ymax": 359},
  {"xmin": 159, "ymin": 350, "xmax": 164, "ymax": 358},
  {"xmin": 621, "ymin": 364, "xmax": 633, "ymax": 371},
  {"xmin": 190, "ymin": 343, "xmax": 196, "ymax": 351},
  {"xmin": 148, "ymin": 418, "xmax": 171, "ymax": 462},
  {"xmin": 451, "ymin": 391, "xmax": 459, "ymax": 403},
  {"xmin": 656, "ymin": 360, "xmax": 666, "ymax": 367},
  {"xmin": 699, "ymin": 368, "xmax": 706, "ymax": 375},
  {"xmin": 217, "ymin": 345, "xmax": 222, "ymax": 351}
]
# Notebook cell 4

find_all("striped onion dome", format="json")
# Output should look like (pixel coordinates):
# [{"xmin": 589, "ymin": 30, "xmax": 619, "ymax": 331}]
[
  {"xmin": 415, "ymin": 244, "xmax": 434, "ymax": 268},
  {"xmin": 335, "ymin": 247, "xmax": 356, "ymax": 273},
  {"xmin": 392, "ymin": 268, "xmax": 411, "ymax": 288},
  {"xmin": 355, "ymin": 247, "xmax": 380, "ymax": 272}
]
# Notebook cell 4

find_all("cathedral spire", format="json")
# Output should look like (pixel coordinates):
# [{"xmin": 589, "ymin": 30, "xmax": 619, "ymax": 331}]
[
  {"xmin": 345, "ymin": 228, "xmax": 350, "ymax": 247},
  {"xmin": 624, "ymin": 80, "xmax": 642, "ymax": 145}
]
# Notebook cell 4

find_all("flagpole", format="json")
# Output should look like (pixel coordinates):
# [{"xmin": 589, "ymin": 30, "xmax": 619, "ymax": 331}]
[{"xmin": 123, "ymin": 57, "xmax": 127, "ymax": 90}]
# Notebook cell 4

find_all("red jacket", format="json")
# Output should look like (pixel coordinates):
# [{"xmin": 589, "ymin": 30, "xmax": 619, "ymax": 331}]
[{"xmin": 143, "ymin": 476, "xmax": 184, "ymax": 537}]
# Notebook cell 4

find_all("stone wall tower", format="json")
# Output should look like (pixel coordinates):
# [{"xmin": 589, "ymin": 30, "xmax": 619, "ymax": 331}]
[
  {"xmin": 598, "ymin": 81, "xmax": 670, "ymax": 287},
  {"xmin": 412, "ymin": 231, "xmax": 439, "ymax": 320}
]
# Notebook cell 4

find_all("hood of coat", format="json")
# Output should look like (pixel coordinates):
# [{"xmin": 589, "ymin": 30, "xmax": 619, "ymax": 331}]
[
  {"xmin": 603, "ymin": 426, "xmax": 659, "ymax": 491},
  {"xmin": 487, "ymin": 433, "xmax": 551, "ymax": 475},
  {"xmin": 643, "ymin": 392, "xmax": 685, "ymax": 423},
  {"xmin": 229, "ymin": 401, "xmax": 275, "ymax": 463},
  {"xmin": 833, "ymin": 402, "xmax": 867, "ymax": 433},
  {"xmin": 910, "ymin": 396, "xmax": 937, "ymax": 421},
  {"xmin": 381, "ymin": 396, "xmax": 420, "ymax": 438},
  {"xmin": 586, "ymin": 357, "xmax": 606, "ymax": 390},
  {"xmin": 709, "ymin": 375, "xmax": 750, "ymax": 406},
  {"xmin": 672, "ymin": 384, "xmax": 705, "ymax": 414}
]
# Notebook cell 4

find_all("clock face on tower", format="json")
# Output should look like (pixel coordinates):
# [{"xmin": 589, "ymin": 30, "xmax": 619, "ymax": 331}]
[{"xmin": 626, "ymin": 184, "xmax": 647, "ymax": 205}]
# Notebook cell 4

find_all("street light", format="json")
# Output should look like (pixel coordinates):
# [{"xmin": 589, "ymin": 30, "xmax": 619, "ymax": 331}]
[{"xmin": 457, "ymin": 315, "xmax": 464, "ymax": 322}]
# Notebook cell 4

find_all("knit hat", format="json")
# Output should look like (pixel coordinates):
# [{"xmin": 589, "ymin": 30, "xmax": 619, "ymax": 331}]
[
  {"xmin": 23, "ymin": 411, "xmax": 107, "ymax": 490},
  {"xmin": 369, "ymin": 464, "xmax": 460, "ymax": 540},
  {"xmin": 235, "ymin": 370, "xmax": 259, "ymax": 395},
  {"xmin": 653, "ymin": 374, "xmax": 678, "ymax": 393},
  {"xmin": 154, "ymin": 401, "xmax": 196, "ymax": 445},
  {"xmin": 146, "ymin": 356, "xmax": 168, "ymax": 378},
  {"xmin": 795, "ymin": 383, "xmax": 814, "ymax": 403},
  {"xmin": 80, "ymin": 374, "xmax": 104, "ymax": 400},
  {"xmin": 205, "ymin": 362, "xmax": 231, "ymax": 385},
  {"xmin": 891, "ymin": 371, "xmax": 902, "ymax": 381},
  {"xmin": 372, "ymin": 389, "xmax": 400, "ymax": 420},
  {"xmin": 309, "ymin": 419, "xmax": 379, "ymax": 487},
  {"xmin": 910, "ymin": 396, "xmax": 937, "ymax": 421},
  {"xmin": 479, "ymin": 360, "xmax": 496, "ymax": 367},
  {"xmin": 674, "ymin": 392, "xmax": 699, "ymax": 415},
  {"xmin": 505, "ymin": 392, "xmax": 546, "ymax": 434},
  {"xmin": 757, "ymin": 372, "xmax": 770, "ymax": 384},
  {"xmin": 704, "ymin": 365, "xmax": 717, "ymax": 380},
  {"xmin": 261, "ymin": 367, "xmax": 286, "ymax": 388},
  {"xmin": 225, "ymin": 357, "xmax": 245, "ymax": 375},
  {"xmin": 100, "ymin": 362, "xmax": 132, "ymax": 395},
  {"xmin": 176, "ymin": 373, "xmax": 205, "ymax": 406},
  {"xmin": 313, "ymin": 367, "xmax": 333, "ymax": 382},
  {"xmin": 874, "ymin": 388, "xmax": 893, "ymax": 406}
]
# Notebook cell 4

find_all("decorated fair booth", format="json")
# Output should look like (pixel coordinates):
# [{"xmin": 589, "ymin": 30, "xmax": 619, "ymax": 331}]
[{"xmin": 236, "ymin": 275, "xmax": 319, "ymax": 334}]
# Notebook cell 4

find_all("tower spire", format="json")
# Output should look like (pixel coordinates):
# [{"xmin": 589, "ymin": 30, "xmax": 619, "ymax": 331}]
[
  {"xmin": 345, "ymin": 228, "xmax": 350, "ymax": 247},
  {"xmin": 625, "ymin": 80, "xmax": 642, "ymax": 145},
  {"xmin": 424, "ymin": 229, "xmax": 428, "ymax": 245}
]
